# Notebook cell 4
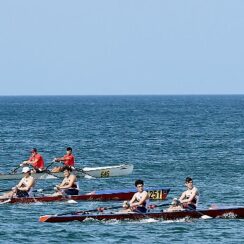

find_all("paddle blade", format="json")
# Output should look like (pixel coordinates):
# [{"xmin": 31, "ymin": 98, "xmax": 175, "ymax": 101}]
[
  {"xmin": 39, "ymin": 174, "xmax": 57, "ymax": 179},
  {"xmin": 0, "ymin": 199, "xmax": 11, "ymax": 204},
  {"xmin": 67, "ymin": 200, "xmax": 78, "ymax": 204},
  {"xmin": 84, "ymin": 175, "xmax": 95, "ymax": 179},
  {"xmin": 201, "ymin": 215, "xmax": 212, "ymax": 219}
]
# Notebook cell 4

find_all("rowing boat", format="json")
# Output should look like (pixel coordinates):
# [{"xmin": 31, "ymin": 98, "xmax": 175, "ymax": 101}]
[
  {"xmin": 39, "ymin": 206, "xmax": 244, "ymax": 223},
  {"xmin": 0, "ymin": 164, "xmax": 133, "ymax": 180},
  {"xmin": 0, "ymin": 187, "xmax": 170, "ymax": 204}
]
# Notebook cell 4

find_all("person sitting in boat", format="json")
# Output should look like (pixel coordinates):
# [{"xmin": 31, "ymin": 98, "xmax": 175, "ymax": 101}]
[
  {"xmin": 53, "ymin": 166, "xmax": 79, "ymax": 196},
  {"xmin": 20, "ymin": 148, "xmax": 45, "ymax": 173},
  {"xmin": 0, "ymin": 167, "xmax": 35, "ymax": 199},
  {"xmin": 167, "ymin": 177, "xmax": 199, "ymax": 212},
  {"xmin": 122, "ymin": 179, "xmax": 149, "ymax": 213},
  {"xmin": 51, "ymin": 147, "xmax": 75, "ymax": 173}
]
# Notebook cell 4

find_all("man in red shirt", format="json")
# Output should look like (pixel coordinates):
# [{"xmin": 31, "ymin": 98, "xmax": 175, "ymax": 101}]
[
  {"xmin": 54, "ymin": 147, "xmax": 75, "ymax": 168},
  {"xmin": 20, "ymin": 148, "xmax": 45, "ymax": 172}
]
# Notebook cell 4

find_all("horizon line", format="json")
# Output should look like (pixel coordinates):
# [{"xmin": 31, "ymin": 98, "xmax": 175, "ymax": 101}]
[{"xmin": 0, "ymin": 94, "xmax": 244, "ymax": 96}]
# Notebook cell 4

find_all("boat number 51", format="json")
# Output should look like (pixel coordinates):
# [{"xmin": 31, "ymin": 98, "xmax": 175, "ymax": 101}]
[{"xmin": 101, "ymin": 170, "xmax": 110, "ymax": 177}]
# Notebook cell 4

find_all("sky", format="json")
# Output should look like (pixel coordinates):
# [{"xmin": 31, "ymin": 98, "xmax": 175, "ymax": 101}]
[{"xmin": 0, "ymin": 1, "xmax": 244, "ymax": 95}]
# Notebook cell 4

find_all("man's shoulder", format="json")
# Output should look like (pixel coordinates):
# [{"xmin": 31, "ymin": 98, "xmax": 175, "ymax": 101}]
[{"xmin": 193, "ymin": 186, "xmax": 199, "ymax": 192}]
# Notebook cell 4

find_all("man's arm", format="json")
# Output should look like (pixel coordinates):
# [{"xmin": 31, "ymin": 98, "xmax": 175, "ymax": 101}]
[{"xmin": 130, "ymin": 192, "xmax": 148, "ymax": 207}]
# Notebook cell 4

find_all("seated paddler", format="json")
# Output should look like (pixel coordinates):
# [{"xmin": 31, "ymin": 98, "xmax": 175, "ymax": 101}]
[
  {"xmin": 53, "ymin": 166, "xmax": 79, "ymax": 196},
  {"xmin": 122, "ymin": 179, "xmax": 149, "ymax": 213},
  {"xmin": 167, "ymin": 177, "xmax": 199, "ymax": 212},
  {"xmin": 0, "ymin": 166, "xmax": 35, "ymax": 199}
]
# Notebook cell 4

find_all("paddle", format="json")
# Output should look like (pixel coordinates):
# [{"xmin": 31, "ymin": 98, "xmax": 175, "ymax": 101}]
[
  {"xmin": 0, "ymin": 186, "xmax": 56, "ymax": 194},
  {"xmin": 148, "ymin": 202, "xmax": 172, "ymax": 209},
  {"xmin": 56, "ymin": 205, "xmax": 123, "ymax": 216},
  {"xmin": 44, "ymin": 160, "xmax": 56, "ymax": 171},
  {"xmin": 186, "ymin": 205, "xmax": 212, "ymax": 219},
  {"xmin": 74, "ymin": 167, "xmax": 95, "ymax": 179},
  {"xmin": 0, "ymin": 187, "xmax": 14, "ymax": 193},
  {"xmin": 56, "ymin": 201, "xmax": 173, "ymax": 217},
  {"xmin": 10, "ymin": 165, "xmax": 21, "ymax": 174}
]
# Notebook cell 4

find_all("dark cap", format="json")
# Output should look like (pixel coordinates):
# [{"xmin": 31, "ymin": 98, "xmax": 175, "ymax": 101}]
[{"xmin": 31, "ymin": 148, "xmax": 37, "ymax": 153}]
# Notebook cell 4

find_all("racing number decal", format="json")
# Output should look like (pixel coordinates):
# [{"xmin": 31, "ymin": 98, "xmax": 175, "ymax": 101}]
[
  {"xmin": 148, "ymin": 190, "xmax": 163, "ymax": 200},
  {"xmin": 101, "ymin": 170, "xmax": 110, "ymax": 178}
]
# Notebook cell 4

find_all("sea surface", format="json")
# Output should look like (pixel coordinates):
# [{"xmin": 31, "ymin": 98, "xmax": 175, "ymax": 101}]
[{"xmin": 0, "ymin": 95, "xmax": 243, "ymax": 243}]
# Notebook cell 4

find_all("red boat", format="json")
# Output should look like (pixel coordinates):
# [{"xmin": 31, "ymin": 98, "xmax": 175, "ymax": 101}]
[
  {"xmin": 0, "ymin": 187, "xmax": 170, "ymax": 204},
  {"xmin": 39, "ymin": 206, "xmax": 244, "ymax": 223}
]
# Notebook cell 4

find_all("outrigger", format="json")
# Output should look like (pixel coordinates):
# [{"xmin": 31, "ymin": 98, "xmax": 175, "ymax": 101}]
[
  {"xmin": 0, "ymin": 164, "xmax": 133, "ymax": 180},
  {"xmin": 39, "ymin": 206, "xmax": 244, "ymax": 223},
  {"xmin": 0, "ymin": 187, "xmax": 170, "ymax": 204}
]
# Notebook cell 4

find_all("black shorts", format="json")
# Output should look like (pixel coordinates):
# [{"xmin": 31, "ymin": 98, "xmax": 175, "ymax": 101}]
[
  {"xmin": 16, "ymin": 190, "xmax": 29, "ymax": 198},
  {"xmin": 135, "ymin": 206, "xmax": 147, "ymax": 213},
  {"xmin": 183, "ymin": 203, "xmax": 196, "ymax": 210},
  {"xmin": 64, "ymin": 189, "xmax": 79, "ymax": 196}
]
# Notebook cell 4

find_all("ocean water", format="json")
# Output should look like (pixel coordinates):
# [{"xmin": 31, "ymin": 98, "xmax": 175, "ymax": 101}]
[{"xmin": 0, "ymin": 95, "xmax": 243, "ymax": 243}]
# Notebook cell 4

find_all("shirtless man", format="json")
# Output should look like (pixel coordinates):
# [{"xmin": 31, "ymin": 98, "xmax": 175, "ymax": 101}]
[
  {"xmin": 53, "ymin": 166, "xmax": 79, "ymax": 196},
  {"xmin": 168, "ymin": 177, "xmax": 199, "ymax": 211},
  {"xmin": 0, "ymin": 167, "xmax": 35, "ymax": 199},
  {"xmin": 20, "ymin": 148, "xmax": 45, "ymax": 173},
  {"xmin": 122, "ymin": 179, "xmax": 149, "ymax": 213}
]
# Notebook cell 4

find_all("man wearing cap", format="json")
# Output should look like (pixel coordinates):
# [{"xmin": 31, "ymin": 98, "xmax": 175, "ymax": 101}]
[
  {"xmin": 0, "ymin": 167, "xmax": 35, "ymax": 199},
  {"xmin": 20, "ymin": 148, "xmax": 45, "ymax": 173}
]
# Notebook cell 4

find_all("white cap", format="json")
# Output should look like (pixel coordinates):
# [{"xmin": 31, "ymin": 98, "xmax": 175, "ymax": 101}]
[{"xmin": 22, "ymin": 166, "xmax": 31, "ymax": 173}]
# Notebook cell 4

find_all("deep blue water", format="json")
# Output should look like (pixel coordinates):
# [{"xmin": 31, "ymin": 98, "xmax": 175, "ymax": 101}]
[{"xmin": 0, "ymin": 95, "xmax": 243, "ymax": 243}]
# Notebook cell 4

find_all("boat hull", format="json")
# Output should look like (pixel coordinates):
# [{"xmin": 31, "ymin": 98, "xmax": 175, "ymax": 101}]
[
  {"xmin": 0, "ymin": 164, "xmax": 133, "ymax": 180},
  {"xmin": 0, "ymin": 187, "xmax": 169, "ymax": 204},
  {"xmin": 39, "ymin": 206, "xmax": 244, "ymax": 223}
]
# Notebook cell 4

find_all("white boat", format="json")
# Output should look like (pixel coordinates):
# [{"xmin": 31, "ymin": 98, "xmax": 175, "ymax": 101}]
[{"xmin": 0, "ymin": 164, "xmax": 134, "ymax": 180}]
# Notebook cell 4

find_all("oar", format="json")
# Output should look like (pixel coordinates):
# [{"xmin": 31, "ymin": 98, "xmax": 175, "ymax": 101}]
[
  {"xmin": 75, "ymin": 168, "xmax": 95, "ymax": 179},
  {"xmin": 56, "ymin": 205, "xmax": 123, "ymax": 216},
  {"xmin": 186, "ymin": 205, "xmax": 212, "ymax": 219},
  {"xmin": 10, "ymin": 165, "xmax": 21, "ymax": 174},
  {"xmin": 44, "ymin": 160, "xmax": 56, "ymax": 171},
  {"xmin": 148, "ymin": 202, "xmax": 172, "ymax": 209},
  {"xmin": 0, "ymin": 187, "xmax": 13, "ymax": 193},
  {"xmin": 0, "ymin": 186, "xmax": 55, "ymax": 194}
]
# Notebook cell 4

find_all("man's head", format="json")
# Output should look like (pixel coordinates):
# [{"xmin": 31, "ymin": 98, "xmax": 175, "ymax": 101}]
[
  {"xmin": 185, "ymin": 177, "xmax": 193, "ymax": 183},
  {"xmin": 185, "ymin": 177, "xmax": 193, "ymax": 188},
  {"xmin": 22, "ymin": 166, "xmax": 31, "ymax": 174},
  {"xmin": 66, "ymin": 147, "xmax": 72, "ymax": 154},
  {"xmin": 63, "ymin": 166, "xmax": 72, "ymax": 176},
  {"xmin": 135, "ymin": 179, "xmax": 144, "ymax": 192},
  {"xmin": 31, "ymin": 148, "xmax": 37, "ymax": 154}
]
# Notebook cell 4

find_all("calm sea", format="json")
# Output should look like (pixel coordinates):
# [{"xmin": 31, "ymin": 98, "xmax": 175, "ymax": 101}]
[{"xmin": 0, "ymin": 95, "xmax": 243, "ymax": 243}]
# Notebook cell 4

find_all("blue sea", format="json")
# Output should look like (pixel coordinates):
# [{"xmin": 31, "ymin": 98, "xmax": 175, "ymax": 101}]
[{"xmin": 0, "ymin": 95, "xmax": 243, "ymax": 243}]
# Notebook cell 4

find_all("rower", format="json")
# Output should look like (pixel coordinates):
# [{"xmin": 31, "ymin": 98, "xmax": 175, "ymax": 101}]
[
  {"xmin": 0, "ymin": 166, "xmax": 35, "ymax": 199},
  {"xmin": 122, "ymin": 179, "xmax": 149, "ymax": 213},
  {"xmin": 20, "ymin": 148, "xmax": 45, "ymax": 173},
  {"xmin": 167, "ymin": 177, "xmax": 199, "ymax": 212},
  {"xmin": 52, "ymin": 147, "xmax": 75, "ymax": 172},
  {"xmin": 53, "ymin": 166, "xmax": 79, "ymax": 196}
]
